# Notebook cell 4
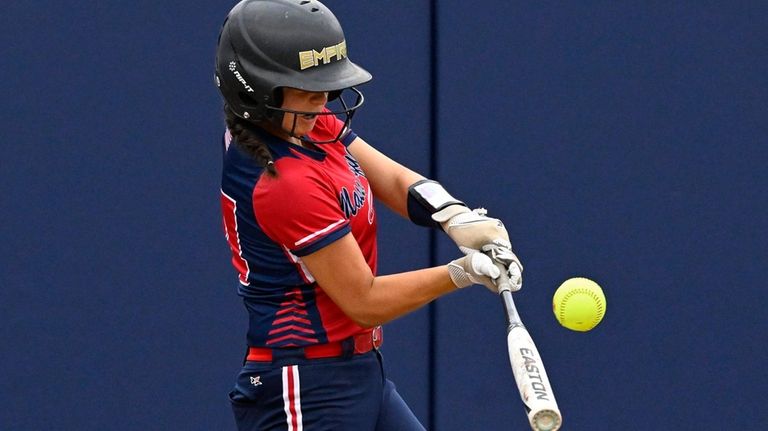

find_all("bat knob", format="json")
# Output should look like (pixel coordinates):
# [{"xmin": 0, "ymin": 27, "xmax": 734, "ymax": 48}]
[{"xmin": 530, "ymin": 409, "xmax": 561, "ymax": 431}]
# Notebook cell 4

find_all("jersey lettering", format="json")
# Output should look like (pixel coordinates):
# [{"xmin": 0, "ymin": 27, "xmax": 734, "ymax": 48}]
[
  {"xmin": 344, "ymin": 150, "xmax": 365, "ymax": 177},
  {"xmin": 338, "ymin": 149, "xmax": 368, "ymax": 219},
  {"xmin": 339, "ymin": 181, "xmax": 366, "ymax": 219}
]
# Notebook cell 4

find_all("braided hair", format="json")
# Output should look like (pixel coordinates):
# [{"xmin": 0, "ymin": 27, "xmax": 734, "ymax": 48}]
[{"xmin": 224, "ymin": 106, "xmax": 278, "ymax": 177}]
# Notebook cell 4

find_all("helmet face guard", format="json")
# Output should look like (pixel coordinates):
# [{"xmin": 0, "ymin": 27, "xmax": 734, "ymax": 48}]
[
  {"xmin": 268, "ymin": 87, "xmax": 364, "ymax": 144},
  {"xmin": 214, "ymin": 0, "xmax": 372, "ymax": 140}
]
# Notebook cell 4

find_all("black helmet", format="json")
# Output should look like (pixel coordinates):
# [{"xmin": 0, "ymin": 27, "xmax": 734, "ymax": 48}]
[{"xmin": 215, "ymin": 0, "xmax": 372, "ymax": 140}]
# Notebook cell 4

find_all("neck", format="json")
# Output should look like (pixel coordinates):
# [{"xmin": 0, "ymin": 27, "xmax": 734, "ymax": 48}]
[{"xmin": 259, "ymin": 121, "xmax": 303, "ymax": 147}]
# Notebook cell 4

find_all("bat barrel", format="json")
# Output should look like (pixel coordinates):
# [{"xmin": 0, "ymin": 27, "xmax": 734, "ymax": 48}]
[
  {"xmin": 507, "ymin": 326, "xmax": 563, "ymax": 431},
  {"xmin": 495, "ymin": 262, "xmax": 563, "ymax": 431}
]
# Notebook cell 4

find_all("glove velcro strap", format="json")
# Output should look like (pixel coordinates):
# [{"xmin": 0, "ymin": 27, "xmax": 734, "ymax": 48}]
[{"xmin": 431, "ymin": 204, "xmax": 470, "ymax": 223}]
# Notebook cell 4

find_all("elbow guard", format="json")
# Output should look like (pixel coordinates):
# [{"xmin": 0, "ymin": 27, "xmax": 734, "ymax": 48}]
[{"xmin": 406, "ymin": 179, "xmax": 466, "ymax": 228}]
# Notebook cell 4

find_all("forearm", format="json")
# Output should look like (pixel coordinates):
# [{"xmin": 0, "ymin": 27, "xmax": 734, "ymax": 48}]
[
  {"xmin": 347, "ymin": 137, "xmax": 425, "ymax": 218},
  {"xmin": 370, "ymin": 164, "xmax": 424, "ymax": 219},
  {"xmin": 349, "ymin": 266, "xmax": 457, "ymax": 327},
  {"xmin": 303, "ymin": 233, "xmax": 501, "ymax": 327}
]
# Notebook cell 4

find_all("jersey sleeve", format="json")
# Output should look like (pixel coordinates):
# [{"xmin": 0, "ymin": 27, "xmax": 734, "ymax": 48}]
[
  {"xmin": 252, "ymin": 163, "xmax": 350, "ymax": 257},
  {"xmin": 312, "ymin": 109, "xmax": 358, "ymax": 147}
]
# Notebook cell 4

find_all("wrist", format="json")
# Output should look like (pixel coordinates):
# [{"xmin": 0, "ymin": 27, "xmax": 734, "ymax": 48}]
[
  {"xmin": 431, "ymin": 204, "xmax": 470, "ymax": 229},
  {"xmin": 447, "ymin": 259, "xmax": 472, "ymax": 288}
]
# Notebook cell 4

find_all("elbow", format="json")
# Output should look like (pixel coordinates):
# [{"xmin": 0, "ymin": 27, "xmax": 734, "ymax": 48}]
[
  {"xmin": 328, "ymin": 275, "xmax": 390, "ymax": 328},
  {"xmin": 346, "ymin": 310, "xmax": 385, "ymax": 329},
  {"xmin": 339, "ymin": 278, "xmax": 388, "ymax": 328},
  {"xmin": 343, "ymin": 297, "xmax": 387, "ymax": 328}
]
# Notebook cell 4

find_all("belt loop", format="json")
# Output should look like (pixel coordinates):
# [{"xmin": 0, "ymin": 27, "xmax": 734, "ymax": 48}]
[{"xmin": 341, "ymin": 337, "xmax": 356, "ymax": 358}]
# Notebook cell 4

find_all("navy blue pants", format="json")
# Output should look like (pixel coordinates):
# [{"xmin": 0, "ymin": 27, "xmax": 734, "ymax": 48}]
[{"xmin": 229, "ymin": 349, "xmax": 425, "ymax": 430}]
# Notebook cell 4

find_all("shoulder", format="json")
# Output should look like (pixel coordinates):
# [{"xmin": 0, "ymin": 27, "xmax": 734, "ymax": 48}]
[
  {"xmin": 251, "ymin": 147, "xmax": 350, "ymax": 252},
  {"xmin": 258, "ymin": 151, "xmax": 330, "ymax": 195}
]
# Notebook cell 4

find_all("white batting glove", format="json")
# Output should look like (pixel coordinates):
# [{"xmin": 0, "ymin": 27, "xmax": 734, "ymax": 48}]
[
  {"xmin": 482, "ymin": 244, "xmax": 523, "ymax": 292},
  {"xmin": 447, "ymin": 252, "xmax": 501, "ymax": 292},
  {"xmin": 432, "ymin": 206, "xmax": 511, "ymax": 254}
]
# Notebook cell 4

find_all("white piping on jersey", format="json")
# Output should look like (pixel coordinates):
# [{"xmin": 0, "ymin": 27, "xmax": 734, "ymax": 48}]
[
  {"xmin": 282, "ymin": 365, "xmax": 303, "ymax": 431},
  {"xmin": 293, "ymin": 218, "xmax": 346, "ymax": 247},
  {"xmin": 282, "ymin": 246, "xmax": 316, "ymax": 284},
  {"xmin": 221, "ymin": 190, "xmax": 251, "ymax": 286},
  {"xmin": 367, "ymin": 183, "xmax": 375, "ymax": 224},
  {"xmin": 224, "ymin": 129, "xmax": 232, "ymax": 150}
]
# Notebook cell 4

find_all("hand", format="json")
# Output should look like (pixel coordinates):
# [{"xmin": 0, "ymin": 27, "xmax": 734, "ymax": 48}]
[
  {"xmin": 432, "ymin": 206, "xmax": 511, "ymax": 254},
  {"xmin": 482, "ymin": 244, "xmax": 523, "ymax": 292},
  {"xmin": 447, "ymin": 251, "xmax": 501, "ymax": 292}
]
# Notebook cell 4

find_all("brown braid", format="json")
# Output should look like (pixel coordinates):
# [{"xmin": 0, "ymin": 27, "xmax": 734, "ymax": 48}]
[{"xmin": 224, "ymin": 106, "xmax": 278, "ymax": 177}]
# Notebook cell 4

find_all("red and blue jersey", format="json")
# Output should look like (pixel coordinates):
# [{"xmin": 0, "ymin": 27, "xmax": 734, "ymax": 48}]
[{"xmin": 220, "ymin": 112, "xmax": 377, "ymax": 348}]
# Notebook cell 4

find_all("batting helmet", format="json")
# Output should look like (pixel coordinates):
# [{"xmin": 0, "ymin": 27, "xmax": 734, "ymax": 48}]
[{"xmin": 214, "ymin": 0, "xmax": 372, "ymax": 140}]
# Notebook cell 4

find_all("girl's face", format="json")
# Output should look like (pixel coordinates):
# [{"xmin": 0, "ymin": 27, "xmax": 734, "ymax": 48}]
[{"xmin": 280, "ymin": 88, "xmax": 328, "ymax": 138}]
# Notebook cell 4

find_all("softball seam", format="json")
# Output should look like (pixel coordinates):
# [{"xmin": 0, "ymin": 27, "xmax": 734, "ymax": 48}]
[{"xmin": 557, "ymin": 287, "xmax": 605, "ymax": 328}]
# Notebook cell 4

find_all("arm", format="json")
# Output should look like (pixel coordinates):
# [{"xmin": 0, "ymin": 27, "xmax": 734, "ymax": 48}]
[
  {"xmin": 347, "ymin": 136, "xmax": 424, "ymax": 218},
  {"xmin": 300, "ymin": 232, "xmax": 499, "ymax": 327},
  {"xmin": 347, "ymin": 136, "xmax": 523, "ymax": 288},
  {"xmin": 346, "ymin": 137, "xmax": 467, "ymax": 228},
  {"xmin": 347, "ymin": 136, "xmax": 510, "ymax": 248}
]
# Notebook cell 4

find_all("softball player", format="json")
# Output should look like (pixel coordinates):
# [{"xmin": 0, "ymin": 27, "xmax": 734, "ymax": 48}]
[{"xmin": 214, "ymin": 1, "xmax": 523, "ymax": 429}]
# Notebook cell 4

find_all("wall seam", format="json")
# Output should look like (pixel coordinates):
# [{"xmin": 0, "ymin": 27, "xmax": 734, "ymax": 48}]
[{"xmin": 427, "ymin": 0, "xmax": 439, "ymax": 429}]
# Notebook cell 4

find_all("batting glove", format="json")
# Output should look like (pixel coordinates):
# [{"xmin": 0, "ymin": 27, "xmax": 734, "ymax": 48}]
[
  {"xmin": 482, "ymin": 244, "xmax": 523, "ymax": 292},
  {"xmin": 448, "ymin": 251, "xmax": 501, "ymax": 292},
  {"xmin": 432, "ymin": 206, "xmax": 511, "ymax": 254}
]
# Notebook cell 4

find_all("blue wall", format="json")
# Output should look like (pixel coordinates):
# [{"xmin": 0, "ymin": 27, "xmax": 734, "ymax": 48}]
[
  {"xmin": 432, "ymin": 2, "xmax": 767, "ymax": 430},
  {"xmin": 2, "ymin": 1, "xmax": 766, "ymax": 430}
]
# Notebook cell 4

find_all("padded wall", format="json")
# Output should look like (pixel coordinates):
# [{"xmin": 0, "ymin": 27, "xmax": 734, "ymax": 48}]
[
  {"xmin": 2, "ymin": 2, "xmax": 766, "ymax": 430},
  {"xmin": 432, "ymin": 2, "xmax": 766, "ymax": 430}
]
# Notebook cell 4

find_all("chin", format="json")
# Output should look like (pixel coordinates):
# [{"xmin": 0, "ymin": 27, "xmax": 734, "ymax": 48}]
[{"xmin": 299, "ymin": 123, "xmax": 318, "ymax": 135}]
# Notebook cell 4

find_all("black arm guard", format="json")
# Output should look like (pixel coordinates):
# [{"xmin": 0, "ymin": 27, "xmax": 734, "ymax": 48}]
[{"xmin": 406, "ymin": 179, "xmax": 466, "ymax": 228}]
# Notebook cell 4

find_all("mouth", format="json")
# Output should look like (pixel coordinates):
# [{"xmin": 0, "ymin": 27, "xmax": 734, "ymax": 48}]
[{"xmin": 301, "ymin": 113, "xmax": 318, "ymax": 120}]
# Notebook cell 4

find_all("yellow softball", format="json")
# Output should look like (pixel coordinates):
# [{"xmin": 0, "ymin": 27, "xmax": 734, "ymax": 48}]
[{"xmin": 553, "ymin": 277, "xmax": 606, "ymax": 332}]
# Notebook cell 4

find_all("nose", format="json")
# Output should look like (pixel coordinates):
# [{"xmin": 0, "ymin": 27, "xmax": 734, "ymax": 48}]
[{"xmin": 311, "ymin": 91, "xmax": 329, "ymax": 105}]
